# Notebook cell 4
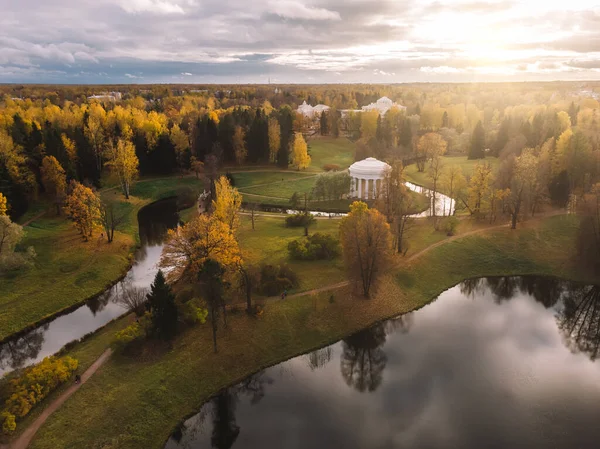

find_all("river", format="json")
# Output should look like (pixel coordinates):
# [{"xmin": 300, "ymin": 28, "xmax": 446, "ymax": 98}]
[
  {"xmin": 165, "ymin": 276, "xmax": 600, "ymax": 449},
  {"xmin": 0, "ymin": 198, "xmax": 180, "ymax": 377}
]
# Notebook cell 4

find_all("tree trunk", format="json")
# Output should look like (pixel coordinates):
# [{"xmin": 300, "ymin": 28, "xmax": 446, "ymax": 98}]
[{"xmin": 211, "ymin": 307, "xmax": 218, "ymax": 353}]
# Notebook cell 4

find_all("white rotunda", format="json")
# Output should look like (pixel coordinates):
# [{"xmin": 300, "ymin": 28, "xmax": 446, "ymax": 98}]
[{"xmin": 348, "ymin": 157, "xmax": 391, "ymax": 200}]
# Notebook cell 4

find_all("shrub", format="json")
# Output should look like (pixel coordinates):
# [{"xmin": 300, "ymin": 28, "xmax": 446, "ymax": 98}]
[
  {"xmin": 180, "ymin": 301, "xmax": 209, "ymax": 325},
  {"xmin": 257, "ymin": 264, "xmax": 299, "ymax": 296},
  {"xmin": 323, "ymin": 164, "xmax": 341, "ymax": 172},
  {"xmin": 115, "ymin": 322, "xmax": 144, "ymax": 345},
  {"xmin": 285, "ymin": 212, "xmax": 315, "ymax": 228},
  {"xmin": 444, "ymin": 216, "xmax": 459, "ymax": 236},
  {"xmin": 1, "ymin": 356, "xmax": 78, "ymax": 433},
  {"xmin": 288, "ymin": 233, "xmax": 340, "ymax": 260}
]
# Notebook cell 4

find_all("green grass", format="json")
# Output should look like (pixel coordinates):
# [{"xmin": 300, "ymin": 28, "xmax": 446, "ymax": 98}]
[
  {"xmin": 404, "ymin": 155, "xmax": 500, "ymax": 193},
  {"xmin": 239, "ymin": 175, "xmax": 318, "ymax": 198},
  {"xmin": 0, "ymin": 177, "xmax": 204, "ymax": 342},
  {"xmin": 306, "ymin": 137, "xmax": 355, "ymax": 172},
  {"xmin": 230, "ymin": 172, "xmax": 309, "ymax": 189},
  {"xmin": 25, "ymin": 213, "xmax": 587, "ymax": 449},
  {"xmin": 238, "ymin": 214, "xmax": 345, "ymax": 292}
]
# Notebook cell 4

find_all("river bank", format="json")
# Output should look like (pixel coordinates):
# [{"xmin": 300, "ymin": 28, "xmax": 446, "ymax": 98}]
[{"xmin": 21, "ymin": 214, "xmax": 594, "ymax": 449}]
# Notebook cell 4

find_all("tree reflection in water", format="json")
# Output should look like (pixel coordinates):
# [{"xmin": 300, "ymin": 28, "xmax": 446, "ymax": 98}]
[
  {"xmin": 86, "ymin": 288, "xmax": 113, "ymax": 315},
  {"xmin": 460, "ymin": 276, "xmax": 600, "ymax": 361},
  {"xmin": 170, "ymin": 370, "xmax": 273, "ymax": 449},
  {"xmin": 558, "ymin": 285, "xmax": 600, "ymax": 360},
  {"xmin": 305, "ymin": 346, "xmax": 333, "ymax": 371},
  {"xmin": 340, "ymin": 324, "xmax": 388, "ymax": 393},
  {"xmin": 0, "ymin": 324, "xmax": 47, "ymax": 371}
]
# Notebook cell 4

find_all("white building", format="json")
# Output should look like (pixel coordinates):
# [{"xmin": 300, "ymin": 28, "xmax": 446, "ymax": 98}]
[
  {"xmin": 348, "ymin": 157, "xmax": 391, "ymax": 200},
  {"xmin": 87, "ymin": 91, "xmax": 122, "ymax": 102},
  {"xmin": 341, "ymin": 96, "xmax": 406, "ymax": 118},
  {"xmin": 297, "ymin": 101, "xmax": 330, "ymax": 118}
]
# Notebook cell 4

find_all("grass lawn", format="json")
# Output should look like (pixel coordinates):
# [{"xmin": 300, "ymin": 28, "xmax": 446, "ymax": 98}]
[
  {"xmin": 23, "ymin": 213, "xmax": 591, "ymax": 449},
  {"xmin": 306, "ymin": 137, "xmax": 355, "ymax": 172},
  {"xmin": 237, "ymin": 173, "xmax": 318, "ymax": 199},
  {"xmin": 238, "ymin": 214, "xmax": 346, "ymax": 292},
  {"xmin": 0, "ymin": 177, "xmax": 204, "ymax": 342},
  {"xmin": 404, "ymin": 155, "xmax": 500, "ymax": 193}
]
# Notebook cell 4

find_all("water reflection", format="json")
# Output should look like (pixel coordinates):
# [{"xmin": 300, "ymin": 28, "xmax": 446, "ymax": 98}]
[
  {"xmin": 0, "ymin": 198, "xmax": 179, "ymax": 377},
  {"xmin": 340, "ymin": 325, "xmax": 388, "ymax": 393},
  {"xmin": 166, "ymin": 276, "xmax": 600, "ymax": 449}
]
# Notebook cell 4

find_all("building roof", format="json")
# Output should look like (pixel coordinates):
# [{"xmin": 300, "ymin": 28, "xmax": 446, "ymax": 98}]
[{"xmin": 349, "ymin": 157, "xmax": 391, "ymax": 178}]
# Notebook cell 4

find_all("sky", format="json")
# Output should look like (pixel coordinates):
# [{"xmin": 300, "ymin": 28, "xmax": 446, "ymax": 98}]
[{"xmin": 1, "ymin": 0, "xmax": 600, "ymax": 84}]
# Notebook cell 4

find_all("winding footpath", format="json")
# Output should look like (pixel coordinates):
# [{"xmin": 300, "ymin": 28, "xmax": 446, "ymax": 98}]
[{"xmin": 8, "ymin": 349, "xmax": 113, "ymax": 449}]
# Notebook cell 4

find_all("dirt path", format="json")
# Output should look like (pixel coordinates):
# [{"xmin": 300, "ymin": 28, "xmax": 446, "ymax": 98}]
[
  {"xmin": 20, "ymin": 211, "xmax": 48, "ymax": 227},
  {"xmin": 9, "ymin": 349, "xmax": 113, "ymax": 449}
]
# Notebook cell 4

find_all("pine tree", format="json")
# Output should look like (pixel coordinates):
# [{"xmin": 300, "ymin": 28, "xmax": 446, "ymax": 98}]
[
  {"xmin": 146, "ymin": 270, "xmax": 178, "ymax": 341},
  {"xmin": 468, "ymin": 121, "xmax": 486, "ymax": 160},
  {"xmin": 278, "ymin": 106, "xmax": 294, "ymax": 168},
  {"xmin": 320, "ymin": 111, "xmax": 329, "ymax": 136},
  {"xmin": 493, "ymin": 118, "xmax": 510, "ymax": 156}
]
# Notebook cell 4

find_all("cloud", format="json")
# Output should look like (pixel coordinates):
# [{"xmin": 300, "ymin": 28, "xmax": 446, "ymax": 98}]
[
  {"xmin": 181, "ymin": 72, "xmax": 193, "ymax": 75},
  {"xmin": 125, "ymin": 73, "xmax": 141, "ymax": 78},
  {"xmin": 119, "ymin": 0, "xmax": 185, "ymax": 14},
  {"xmin": 0, "ymin": 0, "xmax": 600, "ymax": 82},
  {"xmin": 269, "ymin": 1, "xmax": 341, "ymax": 21}
]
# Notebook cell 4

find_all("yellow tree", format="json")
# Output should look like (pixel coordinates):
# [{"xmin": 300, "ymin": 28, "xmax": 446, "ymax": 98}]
[
  {"xmin": 170, "ymin": 124, "xmax": 189, "ymax": 175},
  {"xmin": 63, "ymin": 181, "xmax": 101, "ymax": 240},
  {"xmin": 441, "ymin": 166, "xmax": 466, "ymax": 216},
  {"xmin": 233, "ymin": 126, "xmax": 247, "ymax": 165},
  {"xmin": 340, "ymin": 201, "xmax": 392, "ymax": 297},
  {"xmin": 461, "ymin": 163, "xmax": 493, "ymax": 217},
  {"xmin": 0, "ymin": 193, "xmax": 7, "ymax": 216},
  {"xmin": 212, "ymin": 176, "xmax": 242, "ymax": 233},
  {"xmin": 190, "ymin": 156, "xmax": 204, "ymax": 179},
  {"xmin": 83, "ymin": 107, "xmax": 106, "ymax": 171},
  {"xmin": 416, "ymin": 132, "xmax": 446, "ymax": 172},
  {"xmin": 60, "ymin": 134, "xmax": 78, "ymax": 176},
  {"xmin": 160, "ymin": 214, "xmax": 242, "ymax": 282},
  {"xmin": 105, "ymin": 138, "xmax": 139, "ymax": 199},
  {"xmin": 268, "ymin": 117, "xmax": 281, "ymax": 164},
  {"xmin": 40, "ymin": 156, "xmax": 67, "ymax": 215},
  {"xmin": 360, "ymin": 110, "xmax": 379, "ymax": 139},
  {"xmin": 291, "ymin": 132, "xmax": 311, "ymax": 170}
]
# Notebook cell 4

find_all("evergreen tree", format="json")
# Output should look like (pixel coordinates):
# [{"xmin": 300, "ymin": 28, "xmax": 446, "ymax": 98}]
[
  {"xmin": 199, "ymin": 259, "xmax": 227, "ymax": 353},
  {"xmin": 278, "ymin": 106, "xmax": 294, "ymax": 168},
  {"xmin": 320, "ymin": 111, "xmax": 330, "ymax": 136},
  {"xmin": 568, "ymin": 101, "xmax": 579, "ymax": 126},
  {"xmin": 442, "ymin": 111, "xmax": 449, "ymax": 128},
  {"xmin": 146, "ymin": 270, "xmax": 178, "ymax": 341},
  {"xmin": 468, "ymin": 121, "xmax": 486, "ymax": 160},
  {"xmin": 330, "ymin": 109, "xmax": 340, "ymax": 138},
  {"xmin": 399, "ymin": 118, "xmax": 412, "ymax": 149}
]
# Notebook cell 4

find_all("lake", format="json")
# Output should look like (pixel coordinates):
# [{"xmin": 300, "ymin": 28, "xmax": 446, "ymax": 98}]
[{"xmin": 166, "ymin": 276, "xmax": 600, "ymax": 449}]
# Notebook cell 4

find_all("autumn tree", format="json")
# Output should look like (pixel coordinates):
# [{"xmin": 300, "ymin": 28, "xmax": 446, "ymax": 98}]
[
  {"xmin": 427, "ymin": 138, "xmax": 447, "ymax": 216},
  {"xmin": 505, "ymin": 149, "xmax": 538, "ymax": 229},
  {"xmin": 291, "ymin": 132, "xmax": 311, "ymax": 170},
  {"xmin": 0, "ymin": 215, "xmax": 23, "ymax": 261},
  {"xmin": 190, "ymin": 156, "xmax": 204, "ymax": 179},
  {"xmin": 40, "ymin": 156, "xmax": 67, "ymax": 215},
  {"xmin": 416, "ymin": 133, "xmax": 446, "ymax": 172},
  {"xmin": 84, "ymin": 110, "xmax": 106, "ymax": 171},
  {"xmin": 99, "ymin": 200, "xmax": 126, "ymax": 243},
  {"xmin": 267, "ymin": 117, "xmax": 281, "ymax": 164},
  {"xmin": 468, "ymin": 121, "xmax": 486, "ymax": 159},
  {"xmin": 212, "ymin": 176, "xmax": 242, "ymax": 234},
  {"xmin": 170, "ymin": 124, "xmax": 189, "ymax": 175},
  {"xmin": 237, "ymin": 263, "xmax": 260, "ymax": 314},
  {"xmin": 160, "ymin": 214, "xmax": 242, "ymax": 281},
  {"xmin": 441, "ymin": 166, "xmax": 466, "ymax": 216},
  {"xmin": 199, "ymin": 259, "xmax": 227, "ymax": 353},
  {"xmin": 459, "ymin": 163, "xmax": 493, "ymax": 217},
  {"xmin": 63, "ymin": 181, "xmax": 101, "ymax": 240},
  {"xmin": 146, "ymin": 270, "xmax": 178, "ymax": 341},
  {"xmin": 232, "ymin": 125, "xmax": 247, "ymax": 165},
  {"xmin": 105, "ymin": 138, "xmax": 139, "ymax": 199},
  {"xmin": 340, "ymin": 201, "xmax": 392, "ymax": 297},
  {"xmin": 0, "ymin": 193, "xmax": 7, "ymax": 216}
]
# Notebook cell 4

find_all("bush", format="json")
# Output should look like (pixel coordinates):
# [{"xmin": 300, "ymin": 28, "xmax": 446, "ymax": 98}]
[
  {"xmin": 444, "ymin": 216, "xmax": 459, "ymax": 236},
  {"xmin": 288, "ymin": 233, "xmax": 340, "ymax": 260},
  {"xmin": 180, "ymin": 301, "xmax": 209, "ymax": 325},
  {"xmin": 323, "ymin": 164, "xmax": 341, "ymax": 172},
  {"xmin": 257, "ymin": 264, "xmax": 299, "ymax": 296},
  {"xmin": 1, "ymin": 356, "xmax": 78, "ymax": 433},
  {"xmin": 115, "ymin": 321, "xmax": 144, "ymax": 345},
  {"xmin": 285, "ymin": 212, "xmax": 315, "ymax": 228}
]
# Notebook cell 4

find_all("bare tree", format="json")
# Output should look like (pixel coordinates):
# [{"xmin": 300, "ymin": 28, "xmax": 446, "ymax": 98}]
[
  {"xmin": 118, "ymin": 282, "xmax": 148, "ymax": 316},
  {"xmin": 99, "ymin": 200, "xmax": 126, "ymax": 243}
]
